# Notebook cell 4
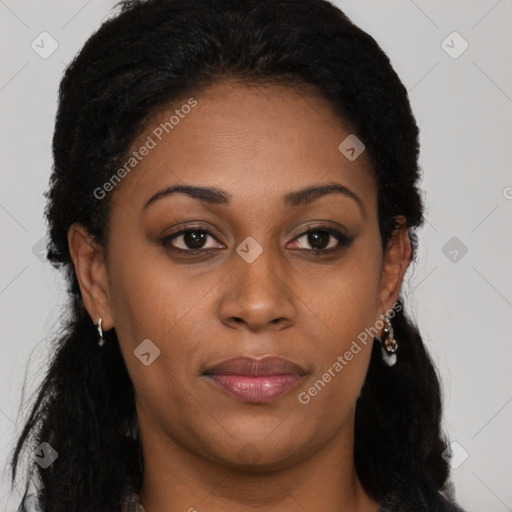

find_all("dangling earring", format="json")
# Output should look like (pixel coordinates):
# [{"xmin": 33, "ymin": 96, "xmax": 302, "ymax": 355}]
[
  {"xmin": 379, "ymin": 316, "xmax": 398, "ymax": 366},
  {"xmin": 97, "ymin": 317, "xmax": 105, "ymax": 347}
]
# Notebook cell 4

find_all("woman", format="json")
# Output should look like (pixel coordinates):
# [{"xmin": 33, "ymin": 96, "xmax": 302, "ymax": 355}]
[{"xmin": 9, "ymin": 0, "xmax": 468, "ymax": 510}]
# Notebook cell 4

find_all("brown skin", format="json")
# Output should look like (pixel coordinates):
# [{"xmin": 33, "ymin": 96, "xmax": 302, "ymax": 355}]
[{"xmin": 68, "ymin": 80, "xmax": 411, "ymax": 512}]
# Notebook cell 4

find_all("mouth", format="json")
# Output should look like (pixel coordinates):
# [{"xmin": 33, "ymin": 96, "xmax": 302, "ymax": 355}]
[{"xmin": 202, "ymin": 355, "xmax": 307, "ymax": 403}]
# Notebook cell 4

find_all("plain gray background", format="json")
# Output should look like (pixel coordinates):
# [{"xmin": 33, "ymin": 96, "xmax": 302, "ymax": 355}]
[{"xmin": 1, "ymin": 1, "xmax": 511, "ymax": 510}]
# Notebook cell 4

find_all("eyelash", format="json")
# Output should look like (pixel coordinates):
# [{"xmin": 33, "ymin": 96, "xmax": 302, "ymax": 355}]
[{"xmin": 160, "ymin": 225, "xmax": 354, "ymax": 256}]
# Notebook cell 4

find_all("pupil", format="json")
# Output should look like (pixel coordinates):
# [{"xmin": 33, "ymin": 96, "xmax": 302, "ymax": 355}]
[
  {"xmin": 308, "ymin": 231, "xmax": 329, "ymax": 250},
  {"xmin": 184, "ymin": 230, "xmax": 206, "ymax": 249}
]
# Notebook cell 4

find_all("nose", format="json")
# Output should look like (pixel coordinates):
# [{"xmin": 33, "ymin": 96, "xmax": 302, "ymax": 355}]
[{"xmin": 218, "ymin": 243, "xmax": 296, "ymax": 332}]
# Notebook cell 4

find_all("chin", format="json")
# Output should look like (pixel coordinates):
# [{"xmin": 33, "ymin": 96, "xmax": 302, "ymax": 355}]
[{"xmin": 198, "ymin": 430, "xmax": 311, "ymax": 471}]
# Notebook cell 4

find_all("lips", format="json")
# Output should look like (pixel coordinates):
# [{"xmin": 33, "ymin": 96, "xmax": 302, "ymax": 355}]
[{"xmin": 202, "ymin": 356, "xmax": 307, "ymax": 403}]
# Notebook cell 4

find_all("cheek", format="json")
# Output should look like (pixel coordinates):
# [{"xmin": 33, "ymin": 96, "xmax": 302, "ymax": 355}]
[
  {"xmin": 107, "ymin": 231, "xmax": 199, "ymax": 341},
  {"xmin": 295, "ymin": 291, "xmax": 377, "ymax": 435},
  {"xmin": 105, "ymin": 238, "xmax": 198, "ymax": 400},
  {"xmin": 110, "ymin": 265, "xmax": 202, "ymax": 436},
  {"xmin": 294, "ymin": 238, "xmax": 382, "ymax": 414},
  {"xmin": 311, "ymin": 239, "xmax": 383, "ymax": 337}
]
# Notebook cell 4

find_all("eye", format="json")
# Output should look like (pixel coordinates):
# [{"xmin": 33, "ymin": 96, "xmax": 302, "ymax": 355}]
[
  {"xmin": 288, "ymin": 226, "xmax": 354, "ymax": 253},
  {"xmin": 161, "ymin": 227, "xmax": 224, "ymax": 253},
  {"xmin": 160, "ymin": 224, "xmax": 354, "ymax": 256}
]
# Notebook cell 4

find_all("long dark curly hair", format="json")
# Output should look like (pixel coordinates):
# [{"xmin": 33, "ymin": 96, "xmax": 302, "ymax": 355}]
[{"xmin": 8, "ymin": 0, "xmax": 459, "ymax": 510}]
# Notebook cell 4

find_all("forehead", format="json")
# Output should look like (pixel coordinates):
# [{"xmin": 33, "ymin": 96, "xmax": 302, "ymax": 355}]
[{"xmin": 108, "ymin": 80, "xmax": 376, "ymax": 216}]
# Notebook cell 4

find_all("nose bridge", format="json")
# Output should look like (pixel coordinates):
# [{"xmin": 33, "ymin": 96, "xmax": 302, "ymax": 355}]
[
  {"xmin": 220, "ymin": 234, "xmax": 295, "ymax": 329},
  {"xmin": 237, "ymin": 237, "xmax": 279, "ymax": 289}
]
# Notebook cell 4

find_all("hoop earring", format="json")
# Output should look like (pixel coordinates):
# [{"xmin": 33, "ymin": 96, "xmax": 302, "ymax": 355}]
[
  {"xmin": 97, "ymin": 317, "xmax": 105, "ymax": 347},
  {"xmin": 379, "ymin": 316, "xmax": 398, "ymax": 366}
]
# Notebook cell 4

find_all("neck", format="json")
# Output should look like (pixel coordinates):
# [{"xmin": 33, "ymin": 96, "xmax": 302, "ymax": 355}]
[{"xmin": 137, "ymin": 409, "xmax": 380, "ymax": 512}]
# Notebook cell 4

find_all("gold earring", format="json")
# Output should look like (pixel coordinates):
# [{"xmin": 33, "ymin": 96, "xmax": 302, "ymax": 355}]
[
  {"xmin": 382, "ymin": 316, "xmax": 398, "ymax": 353},
  {"xmin": 379, "ymin": 316, "xmax": 397, "ymax": 366}
]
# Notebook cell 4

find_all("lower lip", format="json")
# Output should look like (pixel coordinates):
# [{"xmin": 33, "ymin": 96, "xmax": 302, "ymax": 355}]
[{"xmin": 204, "ymin": 374, "xmax": 303, "ymax": 403}]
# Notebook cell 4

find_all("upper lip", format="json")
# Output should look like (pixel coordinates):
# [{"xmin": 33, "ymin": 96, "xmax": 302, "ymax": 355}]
[{"xmin": 202, "ymin": 356, "xmax": 307, "ymax": 376}]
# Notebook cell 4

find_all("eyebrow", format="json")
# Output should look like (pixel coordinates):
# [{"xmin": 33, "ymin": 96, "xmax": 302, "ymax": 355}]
[{"xmin": 142, "ymin": 182, "xmax": 365, "ymax": 216}]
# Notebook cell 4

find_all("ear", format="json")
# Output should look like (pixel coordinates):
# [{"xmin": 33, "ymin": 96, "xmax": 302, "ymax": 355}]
[
  {"xmin": 376, "ymin": 215, "xmax": 412, "ymax": 320},
  {"xmin": 67, "ymin": 222, "xmax": 114, "ymax": 331}
]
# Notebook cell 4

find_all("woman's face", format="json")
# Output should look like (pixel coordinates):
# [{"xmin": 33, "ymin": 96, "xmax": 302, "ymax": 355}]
[{"xmin": 71, "ymin": 80, "xmax": 409, "ymax": 470}]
